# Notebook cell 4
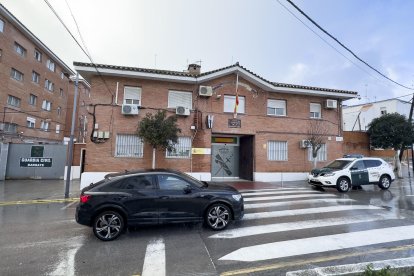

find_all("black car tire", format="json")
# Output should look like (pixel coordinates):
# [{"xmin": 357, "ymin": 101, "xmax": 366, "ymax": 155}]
[
  {"xmin": 379, "ymin": 175, "xmax": 391, "ymax": 190},
  {"xmin": 93, "ymin": 210, "xmax": 124, "ymax": 241},
  {"xmin": 336, "ymin": 177, "xmax": 350, "ymax": 193},
  {"xmin": 205, "ymin": 203, "xmax": 231, "ymax": 231}
]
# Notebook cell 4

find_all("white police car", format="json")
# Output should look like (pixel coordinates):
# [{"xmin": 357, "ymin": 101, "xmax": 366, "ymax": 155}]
[{"xmin": 308, "ymin": 157, "xmax": 395, "ymax": 193}]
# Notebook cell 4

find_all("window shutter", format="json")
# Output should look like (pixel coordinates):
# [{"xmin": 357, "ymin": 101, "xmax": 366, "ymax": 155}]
[{"xmin": 168, "ymin": 91, "xmax": 192, "ymax": 109}]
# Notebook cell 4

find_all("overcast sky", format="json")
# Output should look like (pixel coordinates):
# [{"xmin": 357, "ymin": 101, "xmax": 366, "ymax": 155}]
[{"xmin": 2, "ymin": 0, "xmax": 413, "ymax": 105}]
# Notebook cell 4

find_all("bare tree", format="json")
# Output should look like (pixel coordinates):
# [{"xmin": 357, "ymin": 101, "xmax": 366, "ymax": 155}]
[{"xmin": 307, "ymin": 119, "xmax": 328, "ymax": 169}]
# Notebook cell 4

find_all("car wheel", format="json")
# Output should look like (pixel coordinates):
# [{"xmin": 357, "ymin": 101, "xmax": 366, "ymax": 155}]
[
  {"xmin": 379, "ymin": 175, "xmax": 391, "ymax": 190},
  {"xmin": 336, "ymin": 177, "xmax": 350, "ymax": 193},
  {"xmin": 93, "ymin": 210, "xmax": 124, "ymax": 241},
  {"xmin": 205, "ymin": 204, "xmax": 231, "ymax": 230}
]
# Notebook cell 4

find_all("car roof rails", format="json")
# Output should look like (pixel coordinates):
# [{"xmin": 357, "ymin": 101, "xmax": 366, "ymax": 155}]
[{"xmin": 343, "ymin": 154, "xmax": 364, "ymax": 158}]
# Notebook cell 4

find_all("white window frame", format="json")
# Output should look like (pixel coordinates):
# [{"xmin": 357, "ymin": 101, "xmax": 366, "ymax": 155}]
[
  {"xmin": 14, "ymin": 42, "xmax": 26, "ymax": 57},
  {"xmin": 267, "ymin": 141, "xmax": 288, "ymax": 161},
  {"xmin": 46, "ymin": 59, "xmax": 55, "ymax": 72},
  {"xmin": 7, "ymin": 95, "xmax": 21, "ymax": 107},
  {"xmin": 34, "ymin": 49, "xmax": 42, "ymax": 62},
  {"xmin": 0, "ymin": 18, "xmax": 4, "ymax": 32},
  {"xmin": 27, "ymin": 117, "xmax": 36, "ymax": 128},
  {"xmin": 310, "ymin": 103, "xmax": 321, "ymax": 119},
  {"xmin": 42, "ymin": 100, "xmax": 52, "ymax": 111},
  {"xmin": 32, "ymin": 71, "xmax": 40, "ymax": 83},
  {"xmin": 267, "ymin": 99, "xmax": 286, "ymax": 116},
  {"xmin": 168, "ymin": 90, "xmax": 192, "ymax": 110},
  {"xmin": 11, "ymin": 68, "xmax": 23, "ymax": 81},
  {"xmin": 56, "ymin": 124, "xmax": 60, "ymax": 134},
  {"xmin": 45, "ymin": 79, "xmax": 54, "ymax": 92},
  {"xmin": 308, "ymin": 144, "xmax": 327, "ymax": 161},
  {"xmin": 40, "ymin": 121, "xmax": 49, "ymax": 131},
  {"xmin": 224, "ymin": 95, "xmax": 245, "ymax": 113},
  {"xmin": 123, "ymin": 86, "xmax": 141, "ymax": 105},
  {"xmin": 29, "ymin": 94, "xmax": 37, "ymax": 106},
  {"xmin": 115, "ymin": 134, "xmax": 144, "ymax": 158},
  {"xmin": 166, "ymin": 137, "xmax": 192, "ymax": 159}
]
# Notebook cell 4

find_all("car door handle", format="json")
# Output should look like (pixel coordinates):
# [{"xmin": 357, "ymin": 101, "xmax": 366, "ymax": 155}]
[{"xmin": 159, "ymin": 196, "xmax": 170, "ymax": 199}]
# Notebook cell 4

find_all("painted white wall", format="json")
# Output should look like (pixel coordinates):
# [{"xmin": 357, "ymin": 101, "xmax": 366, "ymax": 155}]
[
  {"xmin": 64, "ymin": 166, "xmax": 81, "ymax": 180},
  {"xmin": 343, "ymin": 99, "xmax": 411, "ymax": 131},
  {"xmin": 254, "ymin": 172, "xmax": 308, "ymax": 182}
]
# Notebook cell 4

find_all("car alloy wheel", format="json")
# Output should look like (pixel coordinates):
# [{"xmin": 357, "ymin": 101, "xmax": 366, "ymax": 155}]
[
  {"xmin": 206, "ymin": 204, "xmax": 231, "ymax": 230},
  {"xmin": 93, "ymin": 211, "xmax": 124, "ymax": 241},
  {"xmin": 379, "ymin": 175, "xmax": 391, "ymax": 190},
  {"xmin": 336, "ymin": 177, "xmax": 350, "ymax": 193}
]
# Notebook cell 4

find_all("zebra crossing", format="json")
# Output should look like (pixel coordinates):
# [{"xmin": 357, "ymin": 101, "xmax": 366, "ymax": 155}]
[{"xmin": 212, "ymin": 187, "xmax": 412, "ymax": 271}]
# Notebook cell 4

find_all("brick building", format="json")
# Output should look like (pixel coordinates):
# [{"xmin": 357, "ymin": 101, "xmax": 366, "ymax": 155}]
[
  {"xmin": 75, "ymin": 62, "xmax": 357, "ymax": 185},
  {"xmin": 0, "ymin": 4, "xmax": 74, "ymax": 144}
]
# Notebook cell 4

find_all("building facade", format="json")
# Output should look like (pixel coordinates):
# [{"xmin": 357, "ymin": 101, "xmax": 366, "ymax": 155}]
[
  {"xmin": 0, "ymin": 4, "xmax": 74, "ymax": 144},
  {"xmin": 75, "ymin": 62, "xmax": 357, "ymax": 186},
  {"xmin": 343, "ymin": 99, "xmax": 411, "ymax": 132}
]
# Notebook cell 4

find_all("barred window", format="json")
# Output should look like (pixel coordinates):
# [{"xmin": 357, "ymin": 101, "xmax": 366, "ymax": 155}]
[
  {"xmin": 166, "ymin": 137, "xmax": 191, "ymax": 158},
  {"xmin": 4, "ymin": 123, "xmax": 17, "ymax": 133},
  {"xmin": 308, "ymin": 143, "xmax": 327, "ymax": 161},
  {"xmin": 267, "ymin": 141, "xmax": 288, "ymax": 161},
  {"xmin": 115, "ymin": 134, "xmax": 144, "ymax": 158}
]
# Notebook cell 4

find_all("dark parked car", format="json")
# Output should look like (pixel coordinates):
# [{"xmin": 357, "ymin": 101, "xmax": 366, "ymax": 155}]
[{"xmin": 76, "ymin": 169, "xmax": 244, "ymax": 241}]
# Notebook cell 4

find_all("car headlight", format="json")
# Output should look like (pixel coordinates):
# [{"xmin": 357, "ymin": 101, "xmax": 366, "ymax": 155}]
[
  {"xmin": 324, "ymin": 173, "xmax": 335, "ymax": 177},
  {"xmin": 232, "ymin": 194, "xmax": 242, "ymax": 201}
]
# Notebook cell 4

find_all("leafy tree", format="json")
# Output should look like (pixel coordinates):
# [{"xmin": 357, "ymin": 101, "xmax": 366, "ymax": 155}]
[
  {"xmin": 137, "ymin": 110, "xmax": 181, "ymax": 169},
  {"xmin": 367, "ymin": 113, "xmax": 414, "ymax": 178},
  {"xmin": 307, "ymin": 119, "xmax": 328, "ymax": 169}
]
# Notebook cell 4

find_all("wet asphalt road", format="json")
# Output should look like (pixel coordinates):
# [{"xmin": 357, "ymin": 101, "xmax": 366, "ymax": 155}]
[{"xmin": 2, "ymin": 177, "xmax": 414, "ymax": 275}]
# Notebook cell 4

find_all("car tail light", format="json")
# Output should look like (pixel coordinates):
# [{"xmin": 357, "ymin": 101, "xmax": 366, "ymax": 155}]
[{"xmin": 80, "ymin": 195, "xmax": 91, "ymax": 203}]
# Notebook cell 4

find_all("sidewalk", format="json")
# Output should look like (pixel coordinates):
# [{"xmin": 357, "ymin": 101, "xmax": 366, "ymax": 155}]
[{"xmin": 0, "ymin": 179, "xmax": 80, "ymax": 202}]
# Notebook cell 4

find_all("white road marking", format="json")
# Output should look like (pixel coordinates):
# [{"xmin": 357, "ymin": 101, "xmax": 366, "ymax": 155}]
[
  {"xmin": 60, "ymin": 201, "xmax": 77, "ymax": 210},
  {"xmin": 210, "ymin": 213, "xmax": 398, "ymax": 239},
  {"xmin": 242, "ymin": 205, "xmax": 383, "ymax": 220},
  {"xmin": 245, "ymin": 198, "xmax": 355, "ymax": 209},
  {"xmin": 49, "ymin": 236, "xmax": 84, "ymax": 276},
  {"xmin": 244, "ymin": 194, "xmax": 336, "ymax": 202},
  {"xmin": 142, "ymin": 238, "xmax": 166, "ymax": 276},
  {"xmin": 241, "ymin": 190, "xmax": 322, "ymax": 197},
  {"xmin": 219, "ymin": 225, "xmax": 414, "ymax": 262},
  {"xmin": 240, "ymin": 188, "xmax": 307, "ymax": 193},
  {"xmin": 286, "ymin": 256, "xmax": 414, "ymax": 276}
]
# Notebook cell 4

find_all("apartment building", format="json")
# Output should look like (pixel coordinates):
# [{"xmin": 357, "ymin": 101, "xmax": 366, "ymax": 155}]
[
  {"xmin": 0, "ymin": 4, "xmax": 74, "ymax": 144},
  {"xmin": 75, "ymin": 62, "xmax": 357, "ymax": 185}
]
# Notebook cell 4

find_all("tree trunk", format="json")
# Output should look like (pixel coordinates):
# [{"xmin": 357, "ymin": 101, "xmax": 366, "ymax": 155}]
[
  {"xmin": 152, "ymin": 147, "xmax": 156, "ymax": 169},
  {"xmin": 395, "ymin": 150, "xmax": 402, "ymax": 178},
  {"xmin": 313, "ymin": 157, "xmax": 317, "ymax": 169}
]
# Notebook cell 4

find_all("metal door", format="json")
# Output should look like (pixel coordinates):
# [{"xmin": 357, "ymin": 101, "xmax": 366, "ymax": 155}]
[{"xmin": 211, "ymin": 144, "xmax": 239, "ymax": 178}]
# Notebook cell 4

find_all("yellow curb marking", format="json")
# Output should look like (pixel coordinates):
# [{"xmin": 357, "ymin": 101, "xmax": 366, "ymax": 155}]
[
  {"xmin": 220, "ymin": 244, "xmax": 414, "ymax": 275},
  {"xmin": 0, "ymin": 198, "xmax": 78, "ymax": 206}
]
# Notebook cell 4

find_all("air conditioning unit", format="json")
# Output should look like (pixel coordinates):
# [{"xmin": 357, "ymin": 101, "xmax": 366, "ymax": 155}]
[
  {"xmin": 300, "ymin": 140, "xmax": 311, "ymax": 148},
  {"xmin": 121, "ymin": 104, "xmax": 139, "ymax": 115},
  {"xmin": 176, "ymin": 106, "xmax": 190, "ymax": 116},
  {"xmin": 199, "ymin": 86, "xmax": 213, "ymax": 97},
  {"xmin": 325, "ymin": 99, "xmax": 338, "ymax": 109}
]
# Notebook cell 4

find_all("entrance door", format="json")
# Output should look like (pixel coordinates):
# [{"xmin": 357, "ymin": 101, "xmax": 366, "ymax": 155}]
[
  {"xmin": 239, "ymin": 136, "xmax": 254, "ymax": 180},
  {"xmin": 211, "ymin": 143, "xmax": 239, "ymax": 179}
]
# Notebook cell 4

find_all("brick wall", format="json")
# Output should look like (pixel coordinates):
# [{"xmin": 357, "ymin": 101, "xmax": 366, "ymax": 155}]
[{"xmin": 82, "ymin": 73, "xmax": 346, "ymax": 173}]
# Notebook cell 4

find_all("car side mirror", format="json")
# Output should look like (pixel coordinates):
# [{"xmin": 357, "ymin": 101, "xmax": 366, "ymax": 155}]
[{"xmin": 183, "ymin": 185, "xmax": 192, "ymax": 194}]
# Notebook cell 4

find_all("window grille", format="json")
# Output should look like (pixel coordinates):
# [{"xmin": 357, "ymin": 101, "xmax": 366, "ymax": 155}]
[
  {"xmin": 115, "ymin": 134, "xmax": 144, "ymax": 158},
  {"xmin": 166, "ymin": 137, "xmax": 191, "ymax": 158},
  {"xmin": 267, "ymin": 141, "xmax": 288, "ymax": 161},
  {"xmin": 308, "ymin": 143, "xmax": 327, "ymax": 161}
]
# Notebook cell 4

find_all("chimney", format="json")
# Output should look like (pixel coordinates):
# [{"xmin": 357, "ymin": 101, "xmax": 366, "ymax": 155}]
[{"xmin": 187, "ymin": 64, "xmax": 201, "ymax": 75}]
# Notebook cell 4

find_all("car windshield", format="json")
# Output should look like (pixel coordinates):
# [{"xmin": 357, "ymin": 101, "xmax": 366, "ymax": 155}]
[{"xmin": 324, "ymin": 160, "xmax": 352, "ymax": 170}]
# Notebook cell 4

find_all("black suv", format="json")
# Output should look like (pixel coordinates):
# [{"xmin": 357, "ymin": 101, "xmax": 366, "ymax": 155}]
[{"xmin": 76, "ymin": 169, "xmax": 244, "ymax": 241}]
